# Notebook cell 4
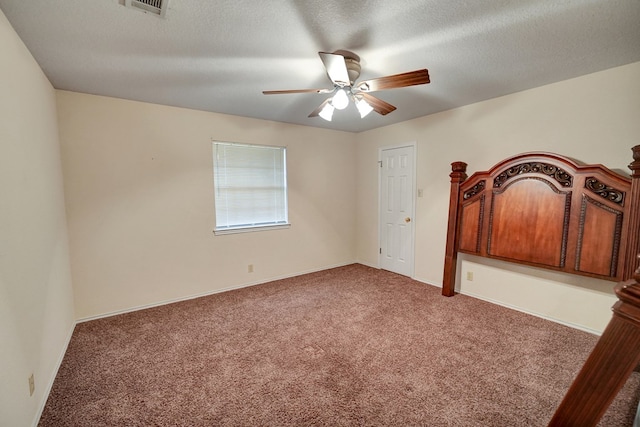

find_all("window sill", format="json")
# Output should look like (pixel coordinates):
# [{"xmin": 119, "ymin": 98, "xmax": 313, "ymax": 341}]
[{"xmin": 213, "ymin": 223, "xmax": 291, "ymax": 235}]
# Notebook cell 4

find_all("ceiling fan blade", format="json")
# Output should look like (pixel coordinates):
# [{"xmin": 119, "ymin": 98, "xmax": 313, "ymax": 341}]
[
  {"xmin": 357, "ymin": 69, "xmax": 430, "ymax": 92},
  {"xmin": 360, "ymin": 93, "xmax": 397, "ymax": 116},
  {"xmin": 263, "ymin": 88, "xmax": 332, "ymax": 95},
  {"xmin": 308, "ymin": 99, "xmax": 331, "ymax": 118},
  {"xmin": 318, "ymin": 52, "xmax": 350, "ymax": 86}
]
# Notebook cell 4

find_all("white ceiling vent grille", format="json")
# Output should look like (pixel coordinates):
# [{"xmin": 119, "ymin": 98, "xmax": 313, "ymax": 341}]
[{"xmin": 124, "ymin": 0, "xmax": 169, "ymax": 17}]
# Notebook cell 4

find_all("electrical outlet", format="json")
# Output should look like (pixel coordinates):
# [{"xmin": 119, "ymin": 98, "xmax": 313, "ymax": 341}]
[
  {"xmin": 248, "ymin": 264, "xmax": 254, "ymax": 273},
  {"xmin": 28, "ymin": 374, "xmax": 35, "ymax": 396},
  {"xmin": 466, "ymin": 271, "xmax": 474, "ymax": 281}
]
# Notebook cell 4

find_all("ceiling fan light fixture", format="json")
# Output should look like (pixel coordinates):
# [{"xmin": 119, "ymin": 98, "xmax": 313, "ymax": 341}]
[
  {"xmin": 355, "ymin": 97, "xmax": 374, "ymax": 118},
  {"xmin": 319, "ymin": 103, "xmax": 334, "ymax": 121},
  {"xmin": 263, "ymin": 51, "xmax": 430, "ymax": 123},
  {"xmin": 331, "ymin": 89, "xmax": 349, "ymax": 110}
]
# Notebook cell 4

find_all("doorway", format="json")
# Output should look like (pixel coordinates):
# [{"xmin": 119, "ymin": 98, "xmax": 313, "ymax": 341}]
[{"xmin": 379, "ymin": 144, "xmax": 416, "ymax": 277}]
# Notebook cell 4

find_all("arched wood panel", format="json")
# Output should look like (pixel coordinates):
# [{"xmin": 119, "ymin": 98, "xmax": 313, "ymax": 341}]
[{"xmin": 488, "ymin": 178, "xmax": 571, "ymax": 268}]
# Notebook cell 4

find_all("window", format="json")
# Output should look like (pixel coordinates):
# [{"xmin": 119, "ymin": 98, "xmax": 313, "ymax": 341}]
[{"xmin": 212, "ymin": 141, "xmax": 289, "ymax": 234}]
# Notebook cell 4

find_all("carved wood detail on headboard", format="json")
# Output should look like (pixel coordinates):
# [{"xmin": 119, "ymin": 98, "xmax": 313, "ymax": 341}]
[{"xmin": 442, "ymin": 146, "xmax": 640, "ymax": 297}]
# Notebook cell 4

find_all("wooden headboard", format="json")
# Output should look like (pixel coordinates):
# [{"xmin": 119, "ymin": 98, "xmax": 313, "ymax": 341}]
[{"xmin": 442, "ymin": 145, "xmax": 640, "ymax": 297}]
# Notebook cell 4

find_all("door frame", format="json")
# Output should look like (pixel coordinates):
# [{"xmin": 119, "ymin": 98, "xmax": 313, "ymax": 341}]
[{"xmin": 378, "ymin": 141, "xmax": 417, "ymax": 278}]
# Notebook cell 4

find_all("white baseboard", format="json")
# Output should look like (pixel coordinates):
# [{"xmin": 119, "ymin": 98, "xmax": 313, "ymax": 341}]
[
  {"xmin": 408, "ymin": 277, "xmax": 601, "ymax": 336},
  {"xmin": 355, "ymin": 260, "xmax": 379, "ymax": 270},
  {"xmin": 460, "ymin": 290, "xmax": 601, "ymax": 336},
  {"xmin": 76, "ymin": 261, "xmax": 357, "ymax": 323},
  {"xmin": 32, "ymin": 322, "xmax": 76, "ymax": 427}
]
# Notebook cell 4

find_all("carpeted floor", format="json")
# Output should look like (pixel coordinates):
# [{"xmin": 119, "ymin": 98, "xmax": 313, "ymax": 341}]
[{"xmin": 39, "ymin": 264, "xmax": 640, "ymax": 426}]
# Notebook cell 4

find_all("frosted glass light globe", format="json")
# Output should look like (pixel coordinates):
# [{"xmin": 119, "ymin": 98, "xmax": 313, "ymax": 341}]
[{"xmin": 332, "ymin": 89, "xmax": 349, "ymax": 110}]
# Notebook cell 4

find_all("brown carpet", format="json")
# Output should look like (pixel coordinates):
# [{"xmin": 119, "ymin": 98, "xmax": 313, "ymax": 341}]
[{"xmin": 40, "ymin": 264, "xmax": 640, "ymax": 426}]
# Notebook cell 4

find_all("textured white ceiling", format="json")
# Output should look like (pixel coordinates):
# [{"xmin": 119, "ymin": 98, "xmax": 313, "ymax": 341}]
[{"xmin": 1, "ymin": 0, "xmax": 639, "ymax": 133}]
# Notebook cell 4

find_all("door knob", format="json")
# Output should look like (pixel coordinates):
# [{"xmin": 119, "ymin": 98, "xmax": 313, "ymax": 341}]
[{"xmin": 405, "ymin": 217, "xmax": 411, "ymax": 223}]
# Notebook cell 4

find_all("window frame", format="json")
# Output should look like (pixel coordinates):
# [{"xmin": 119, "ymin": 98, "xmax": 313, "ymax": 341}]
[{"xmin": 212, "ymin": 141, "xmax": 290, "ymax": 235}]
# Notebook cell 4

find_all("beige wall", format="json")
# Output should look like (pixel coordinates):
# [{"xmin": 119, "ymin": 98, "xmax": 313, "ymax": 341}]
[
  {"xmin": 56, "ymin": 91, "xmax": 357, "ymax": 320},
  {"xmin": 0, "ymin": 9, "xmax": 76, "ymax": 427},
  {"xmin": 356, "ymin": 61, "xmax": 640, "ymax": 333}
]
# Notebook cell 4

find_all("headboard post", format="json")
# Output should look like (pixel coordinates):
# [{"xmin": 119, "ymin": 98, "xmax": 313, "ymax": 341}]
[
  {"xmin": 442, "ymin": 162, "xmax": 468, "ymax": 296},
  {"xmin": 623, "ymin": 145, "xmax": 640, "ymax": 279}
]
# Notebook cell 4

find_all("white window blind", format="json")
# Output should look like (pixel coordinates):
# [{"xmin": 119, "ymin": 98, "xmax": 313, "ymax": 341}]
[{"xmin": 213, "ymin": 142, "xmax": 289, "ymax": 234}]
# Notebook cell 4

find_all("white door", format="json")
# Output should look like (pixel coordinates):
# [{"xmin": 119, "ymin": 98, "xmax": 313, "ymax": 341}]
[{"xmin": 379, "ymin": 145, "xmax": 415, "ymax": 276}]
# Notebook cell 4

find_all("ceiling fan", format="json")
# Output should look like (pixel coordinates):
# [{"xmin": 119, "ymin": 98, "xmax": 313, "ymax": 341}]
[{"xmin": 262, "ymin": 50, "xmax": 430, "ymax": 121}]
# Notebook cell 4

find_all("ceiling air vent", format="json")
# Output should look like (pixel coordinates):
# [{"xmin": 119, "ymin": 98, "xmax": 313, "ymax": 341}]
[{"xmin": 124, "ymin": 0, "xmax": 169, "ymax": 17}]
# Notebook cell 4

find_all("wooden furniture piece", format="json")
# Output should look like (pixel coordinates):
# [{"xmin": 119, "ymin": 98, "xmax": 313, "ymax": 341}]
[
  {"xmin": 548, "ymin": 267, "xmax": 640, "ymax": 426},
  {"xmin": 443, "ymin": 146, "xmax": 640, "ymax": 297},
  {"xmin": 443, "ymin": 145, "xmax": 640, "ymax": 425}
]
